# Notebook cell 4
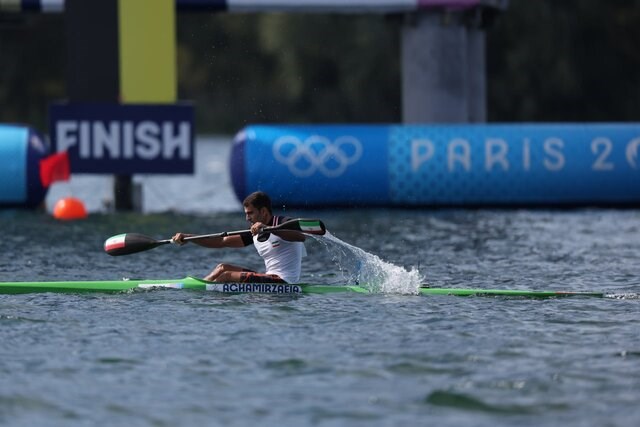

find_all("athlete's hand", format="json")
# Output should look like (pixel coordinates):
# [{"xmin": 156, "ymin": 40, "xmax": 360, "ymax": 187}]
[
  {"xmin": 250, "ymin": 222, "xmax": 265, "ymax": 236},
  {"xmin": 171, "ymin": 233, "xmax": 188, "ymax": 246}
]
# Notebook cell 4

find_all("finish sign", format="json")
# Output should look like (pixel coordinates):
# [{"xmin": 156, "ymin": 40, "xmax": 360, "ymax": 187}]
[{"xmin": 49, "ymin": 103, "xmax": 194, "ymax": 174}]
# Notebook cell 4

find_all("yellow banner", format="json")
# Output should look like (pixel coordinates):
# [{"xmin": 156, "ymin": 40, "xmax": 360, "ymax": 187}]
[{"xmin": 118, "ymin": 0, "xmax": 176, "ymax": 103}]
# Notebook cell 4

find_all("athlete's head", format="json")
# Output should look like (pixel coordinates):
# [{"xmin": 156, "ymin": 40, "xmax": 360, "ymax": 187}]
[{"xmin": 243, "ymin": 191, "xmax": 273, "ymax": 223}]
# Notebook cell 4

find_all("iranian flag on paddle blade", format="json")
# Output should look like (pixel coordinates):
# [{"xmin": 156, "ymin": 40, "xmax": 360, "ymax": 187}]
[
  {"xmin": 299, "ymin": 220, "xmax": 324, "ymax": 233},
  {"xmin": 104, "ymin": 234, "xmax": 127, "ymax": 252}
]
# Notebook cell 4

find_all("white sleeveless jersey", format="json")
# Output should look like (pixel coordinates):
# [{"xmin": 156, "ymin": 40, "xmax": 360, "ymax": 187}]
[{"xmin": 253, "ymin": 232, "xmax": 306, "ymax": 284}]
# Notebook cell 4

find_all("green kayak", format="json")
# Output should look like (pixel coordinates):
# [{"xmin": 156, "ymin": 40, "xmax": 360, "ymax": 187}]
[{"xmin": 0, "ymin": 276, "xmax": 606, "ymax": 298}]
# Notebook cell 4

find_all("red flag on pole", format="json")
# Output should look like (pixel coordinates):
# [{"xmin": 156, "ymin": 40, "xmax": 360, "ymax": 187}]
[{"xmin": 40, "ymin": 151, "xmax": 71, "ymax": 187}]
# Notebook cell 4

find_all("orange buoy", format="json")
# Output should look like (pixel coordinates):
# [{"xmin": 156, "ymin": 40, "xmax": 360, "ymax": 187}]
[{"xmin": 53, "ymin": 197, "xmax": 88, "ymax": 220}]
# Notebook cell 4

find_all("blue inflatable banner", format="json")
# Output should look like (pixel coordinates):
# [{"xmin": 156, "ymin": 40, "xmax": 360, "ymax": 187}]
[
  {"xmin": 0, "ymin": 124, "xmax": 50, "ymax": 208},
  {"xmin": 231, "ymin": 124, "xmax": 640, "ymax": 207}
]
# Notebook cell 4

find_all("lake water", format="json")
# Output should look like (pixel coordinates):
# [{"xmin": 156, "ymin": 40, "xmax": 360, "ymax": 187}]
[{"xmin": 1, "ymin": 137, "xmax": 639, "ymax": 426}]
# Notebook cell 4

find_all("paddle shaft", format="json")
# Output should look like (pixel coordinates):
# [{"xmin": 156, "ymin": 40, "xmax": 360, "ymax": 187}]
[{"xmin": 159, "ymin": 229, "xmax": 250, "ymax": 245}]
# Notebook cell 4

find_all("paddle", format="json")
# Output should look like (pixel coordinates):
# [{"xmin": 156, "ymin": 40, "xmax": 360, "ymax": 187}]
[{"xmin": 104, "ymin": 218, "xmax": 326, "ymax": 256}]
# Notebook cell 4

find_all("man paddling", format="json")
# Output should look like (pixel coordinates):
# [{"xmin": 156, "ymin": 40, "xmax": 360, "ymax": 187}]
[{"xmin": 172, "ymin": 191, "xmax": 307, "ymax": 283}]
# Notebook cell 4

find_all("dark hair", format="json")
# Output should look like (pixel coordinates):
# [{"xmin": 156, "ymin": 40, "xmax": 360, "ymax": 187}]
[{"xmin": 243, "ymin": 191, "xmax": 272, "ymax": 214}]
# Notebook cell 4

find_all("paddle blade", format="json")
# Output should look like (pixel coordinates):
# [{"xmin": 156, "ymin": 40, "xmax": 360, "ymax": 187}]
[
  {"xmin": 281, "ymin": 219, "xmax": 326, "ymax": 235},
  {"xmin": 104, "ymin": 233, "xmax": 164, "ymax": 256}
]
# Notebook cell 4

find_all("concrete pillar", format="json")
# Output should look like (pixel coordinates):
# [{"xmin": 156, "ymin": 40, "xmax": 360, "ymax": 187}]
[
  {"xmin": 467, "ymin": 23, "xmax": 487, "ymax": 122},
  {"xmin": 401, "ymin": 9, "xmax": 487, "ymax": 123}
]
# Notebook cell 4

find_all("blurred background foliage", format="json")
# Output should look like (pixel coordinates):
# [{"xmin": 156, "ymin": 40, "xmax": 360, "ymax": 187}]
[{"xmin": 0, "ymin": 0, "xmax": 639, "ymax": 134}]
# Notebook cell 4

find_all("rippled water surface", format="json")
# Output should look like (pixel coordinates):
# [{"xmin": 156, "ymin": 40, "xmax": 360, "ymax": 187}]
[
  {"xmin": 1, "ymin": 208, "xmax": 639, "ymax": 427},
  {"xmin": 2, "ymin": 134, "xmax": 640, "ymax": 426}
]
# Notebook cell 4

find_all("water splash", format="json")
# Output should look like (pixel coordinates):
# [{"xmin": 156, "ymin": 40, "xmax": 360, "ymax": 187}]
[
  {"xmin": 604, "ymin": 292, "xmax": 640, "ymax": 300},
  {"xmin": 312, "ymin": 232, "xmax": 424, "ymax": 295}
]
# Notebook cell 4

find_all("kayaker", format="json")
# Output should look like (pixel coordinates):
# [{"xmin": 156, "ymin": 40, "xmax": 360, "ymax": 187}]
[{"xmin": 171, "ymin": 191, "xmax": 307, "ymax": 283}]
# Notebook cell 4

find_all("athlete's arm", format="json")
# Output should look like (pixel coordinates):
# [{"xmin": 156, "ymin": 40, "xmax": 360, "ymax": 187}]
[{"xmin": 171, "ymin": 232, "xmax": 250, "ymax": 248}]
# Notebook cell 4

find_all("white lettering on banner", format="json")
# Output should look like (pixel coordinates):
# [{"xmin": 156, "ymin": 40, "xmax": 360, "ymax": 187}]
[
  {"xmin": 56, "ymin": 121, "xmax": 77, "ymax": 153},
  {"xmin": 522, "ymin": 138, "xmax": 531, "ymax": 171},
  {"xmin": 409, "ymin": 136, "xmax": 640, "ymax": 173},
  {"xmin": 136, "ymin": 121, "xmax": 161, "ymax": 159},
  {"xmin": 411, "ymin": 139, "xmax": 434, "ymax": 172},
  {"xmin": 55, "ymin": 120, "xmax": 191, "ymax": 160},
  {"xmin": 485, "ymin": 138, "xmax": 509, "ymax": 171},
  {"xmin": 591, "ymin": 137, "xmax": 614, "ymax": 171},
  {"xmin": 543, "ymin": 138, "xmax": 565, "ymax": 171},
  {"xmin": 80, "ymin": 121, "xmax": 90, "ymax": 158},
  {"xmin": 123, "ymin": 122, "xmax": 135, "ymax": 159},
  {"xmin": 94, "ymin": 121, "xmax": 119, "ymax": 158},
  {"xmin": 448, "ymin": 139, "xmax": 470, "ymax": 172},
  {"xmin": 163, "ymin": 122, "xmax": 191, "ymax": 159}
]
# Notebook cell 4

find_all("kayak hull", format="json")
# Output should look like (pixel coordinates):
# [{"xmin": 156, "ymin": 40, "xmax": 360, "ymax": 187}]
[
  {"xmin": 0, "ymin": 277, "xmax": 604, "ymax": 298},
  {"xmin": 0, "ymin": 277, "xmax": 365, "ymax": 295}
]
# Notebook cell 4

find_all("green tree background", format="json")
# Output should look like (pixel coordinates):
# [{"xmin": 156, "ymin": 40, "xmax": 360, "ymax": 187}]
[{"xmin": 0, "ymin": 0, "xmax": 639, "ymax": 134}]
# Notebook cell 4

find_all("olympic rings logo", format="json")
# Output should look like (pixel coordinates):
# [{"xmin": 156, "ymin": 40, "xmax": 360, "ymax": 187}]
[{"xmin": 272, "ymin": 135, "xmax": 363, "ymax": 178}]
